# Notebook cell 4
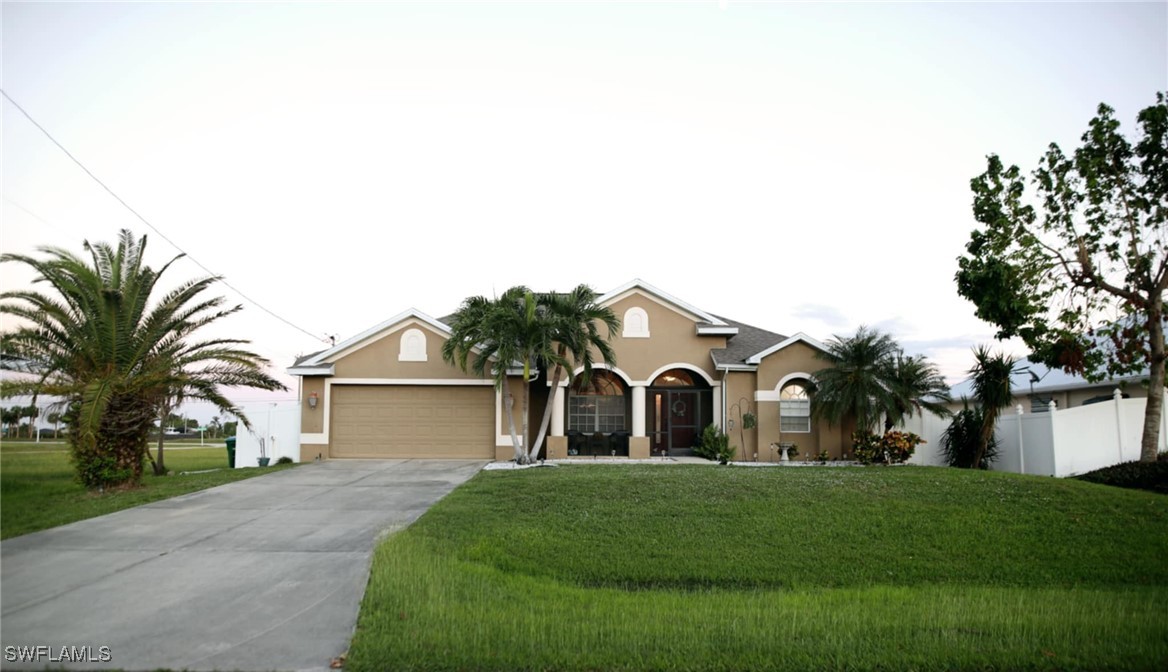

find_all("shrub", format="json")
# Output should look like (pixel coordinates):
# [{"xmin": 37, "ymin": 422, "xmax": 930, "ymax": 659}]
[
  {"xmin": 1074, "ymin": 461, "xmax": 1168, "ymax": 494},
  {"xmin": 882, "ymin": 430, "xmax": 922, "ymax": 464},
  {"xmin": 276, "ymin": 456, "xmax": 294, "ymax": 465},
  {"xmin": 694, "ymin": 424, "xmax": 734, "ymax": 464},
  {"xmin": 940, "ymin": 406, "xmax": 999, "ymax": 469},
  {"xmin": 851, "ymin": 430, "xmax": 922, "ymax": 465},
  {"xmin": 851, "ymin": 431, "xmax": 883, "ymax": 464}
]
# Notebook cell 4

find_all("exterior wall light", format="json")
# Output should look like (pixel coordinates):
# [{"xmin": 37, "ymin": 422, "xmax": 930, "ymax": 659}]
[{"xmin": 307, "ymin": 392, "xmax": 319, "ymax": 409}]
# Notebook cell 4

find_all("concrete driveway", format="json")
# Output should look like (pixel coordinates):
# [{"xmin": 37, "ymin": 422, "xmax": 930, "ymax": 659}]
[{"xmin": 0, "ymin": 459, "xmax": 485, "ymax": 671}]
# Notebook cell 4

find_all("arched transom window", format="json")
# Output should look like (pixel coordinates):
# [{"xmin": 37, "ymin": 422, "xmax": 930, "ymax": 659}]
[
  {"xmin": 779, "ymin": 382, "xmax": 811, "ymax": 433},
  {"xmin": 652, "ymin": 369, "xmax": 697, "ymax": 387},
  {"xmin": 568, "ymin": 370, "xmax": 627, "ymax": 433}
]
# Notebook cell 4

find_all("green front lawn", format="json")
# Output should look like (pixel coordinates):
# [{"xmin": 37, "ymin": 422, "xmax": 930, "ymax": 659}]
[
  {"xmin": 1, "ymin": 446, "xmax": 293, "ymax": 539},
  {"xmin": 348, "ymin": 465, "xmax": 1168, "ymax": 671}
]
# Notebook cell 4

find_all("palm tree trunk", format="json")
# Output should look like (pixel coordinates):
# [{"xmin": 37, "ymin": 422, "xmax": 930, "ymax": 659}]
[
  {"xmin": 149, "ymin": 404, "xmax": 169, "ymax": 476},
  {"xmin": 504, "ymin": 386, "xmax": 522, "ymax": 462},
  {"xmin": 519, "ymin": 371, "xmax": 531, "ymax": 464},
  {"xmin": 529, "ymin": 346, "xmax": 568, "ymax": 462},
  {"xmin": 972, "ymin": 408, "xmax": 999, "ymax": 470}
]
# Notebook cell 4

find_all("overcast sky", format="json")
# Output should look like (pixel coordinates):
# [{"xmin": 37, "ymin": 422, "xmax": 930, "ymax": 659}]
[{"xmin": 2, "ymin": 1, "xmax": 1165, "ymax": 423}]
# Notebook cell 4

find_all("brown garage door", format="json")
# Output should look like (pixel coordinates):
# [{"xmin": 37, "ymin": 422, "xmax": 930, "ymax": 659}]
[{"xmin": 330, "ymin": 385, "xmax": 494, "ymax": 458}]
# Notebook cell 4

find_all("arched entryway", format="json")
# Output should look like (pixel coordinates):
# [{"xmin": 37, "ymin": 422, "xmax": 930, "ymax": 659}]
[
  {"xmin": 647, "ymin": 368, "xmax": 712, "ymax": 456},
  {"xmin": 566, "ymin": 369, "xmax": 632, "ymax": 456}
]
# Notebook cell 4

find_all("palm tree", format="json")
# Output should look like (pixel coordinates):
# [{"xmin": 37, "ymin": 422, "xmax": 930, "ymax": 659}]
[
  {"xmin": 528, "ymin": 285, "xmax": 620, "ymax": 462},
  {"xmin": 968, "ymin": 345, "xmax": 1016, "ymax": 470},
  {"xmin": 442, "ymin": 288, "xmax": 534, "ymax": 462},
  {"xmin": 811, "ymin": 326, "xmax": 901, "ymax": 432},
  {"xmin": 0, "ymin": 230, "xmax": 287, "ymax": 488},
  {"xmin": 147, "ymin": 390, "xmax": 184, "ymax": 476},
  {"xmin": 883, "ymin": 353, "xmax": 952, "ymax": 431},
  {"xmin": 1, "ymin": 406, "xmax": 19, "ymax": 438},
  {"xmin": 47, "ymin": 411, "xmax": 62, "ymax": 439}
]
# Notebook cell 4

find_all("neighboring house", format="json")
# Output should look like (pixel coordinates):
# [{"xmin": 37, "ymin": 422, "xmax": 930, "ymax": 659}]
[
  {"xmin": 288, "ymin": 279, "xmax": 851, "ymax": 462},
  {"xmin": 948, "ymin": 357, "xmax": 1156, "ymax": 414}
]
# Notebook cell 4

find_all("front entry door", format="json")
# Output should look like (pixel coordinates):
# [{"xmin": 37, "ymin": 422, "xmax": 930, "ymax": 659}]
[{"xmin": 649, "ymin": 390, "xmax": 702, "ymax": 456}]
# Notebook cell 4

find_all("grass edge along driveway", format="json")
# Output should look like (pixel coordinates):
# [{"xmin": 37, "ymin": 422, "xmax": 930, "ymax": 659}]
[
  {"xmin": 1, "ymin": 446, "xmax": 295, "ymax": 539},
  {"xmin": 346, "ymin": 465, "xmax": 1168, "ymax": 672}
]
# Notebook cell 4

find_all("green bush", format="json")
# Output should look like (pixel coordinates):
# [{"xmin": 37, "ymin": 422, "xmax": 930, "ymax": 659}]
[
  {"xmin": 276, "ymin": 456, "xmax": 294, "ymax": 465},
  {"xmin": 851, "ymin": 430, "xmax": 922, "ymax": 465},
  {"xmin": 1074, "ymin": 461, "xmax": 1168, "ymax": 494},
  {"xmin": 693, "ymin": 424, "xmax": 734, "ymax": 463}
]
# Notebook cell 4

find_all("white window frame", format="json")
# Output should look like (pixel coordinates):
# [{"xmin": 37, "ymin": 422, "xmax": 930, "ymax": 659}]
[{"xmin": 779, "ymin": 382, "xmax": 811, "ymax": 433}]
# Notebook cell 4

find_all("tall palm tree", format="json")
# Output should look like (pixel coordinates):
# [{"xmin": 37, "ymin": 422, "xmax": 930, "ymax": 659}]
[
  {"xmin": 883, "ymin": 353, "xmax": 952, "ymax": 431},
  {"xmin": 968, "ymin": 345, "xmax": 1017, "ymax": 470},
  {"xmin": 442, "ymin": 288, "xmax": 537, "ymax": 462},
  {"xmin": 0, "ymin": 230, "xmax": 287, "ymax": 488},
  {"xmin": 528, "ymin": 285, "xmax": 620, "ymax": 462},
  {"xmin": 811, "ymin": 326, "xmax": 901, "ymax": 432}
]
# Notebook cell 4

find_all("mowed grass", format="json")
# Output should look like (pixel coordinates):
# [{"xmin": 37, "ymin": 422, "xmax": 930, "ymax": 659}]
[
  {"xmin": 1, "ymin": 444, "xmax": 292, "ymax": 539},
  {"xmin": 347, "ymin": 466, "xmax": 1168, "ymax": 671}
]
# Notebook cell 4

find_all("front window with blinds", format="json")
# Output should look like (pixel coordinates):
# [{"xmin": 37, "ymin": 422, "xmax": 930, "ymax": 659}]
[
  {"xmin": 779, "ymin": 382, "xmax": 811, "ymax": 433},
  {"xmin": 568, "ymin": 370, "xmax": 627, "ymax": 433}
]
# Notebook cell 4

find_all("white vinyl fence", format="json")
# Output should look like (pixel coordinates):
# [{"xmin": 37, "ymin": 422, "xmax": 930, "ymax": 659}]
[
  {"xmin": 906, "ymin": 389, "xmax": 1167, "ymax": 477},
  {"xmin": 233, "ymin": 402, "xmax": 301, "ymax": 468}
]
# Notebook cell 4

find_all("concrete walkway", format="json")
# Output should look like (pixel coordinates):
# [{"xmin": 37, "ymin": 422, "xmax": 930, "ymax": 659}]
[{"xmin": 0, "ymin": 459, "xmax": 485, "ymax": 671}]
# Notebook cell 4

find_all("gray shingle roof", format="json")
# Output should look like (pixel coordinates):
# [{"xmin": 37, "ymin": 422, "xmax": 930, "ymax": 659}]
[
  {"xmin": 710, "ymin": 316, "xmax": 787, "ymax": 368},
  {"xmin": 300, "ymin": 310, "xmax": 788, "ymax": 369}
]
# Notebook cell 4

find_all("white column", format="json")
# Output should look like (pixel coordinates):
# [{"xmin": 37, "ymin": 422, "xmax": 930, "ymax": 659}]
[
  {"xmin": 551, "ymin": 385, "xmax": 565, "ymax": 436},
  {"xmin": 632, "ymin": 385, "xmax": 646, "ymax": 437},
  {"xmin": 1015, "ymin": 404, "xmax": 1025, "ymax": 475},
  {"xmin": 712, "ymin": 383, "xmax": 722, "ymax": 428},
  {"xmin": 1113, "ymin": 388, "xmax": 1125, "ymax": 463},
  {"xmin": 1048, "ymin": 399, "xmax": 1059, "ymax": 476}
]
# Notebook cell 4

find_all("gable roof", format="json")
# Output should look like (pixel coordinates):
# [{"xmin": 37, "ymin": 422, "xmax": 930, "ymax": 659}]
[
  {"xmin": 598, "ymin": 278, "xmax": 732, "ymax": 330},
  {"xmin": 286, "ymin": 308, "xmax": 451, "ymax": 375},
  {"xmin": 743, "ymin": 332, "xmax": 830, "ymax": 365},
  {"xmin": 287, "ymin": 279, "xmax": 818, "ymax": 376}
]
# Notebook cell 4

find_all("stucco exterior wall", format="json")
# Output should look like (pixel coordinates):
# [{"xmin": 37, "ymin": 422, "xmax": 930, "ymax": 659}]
[
  {"xmin": 602, "ymin": 292, "xmax": 727, "ymax": 382},
  {"xmin": 753, "ymin": 341, "xmax": 851, "ymax": 461},
  {"xmin": 301, "ymin": 377, "xmax": 326, "ymax": 434},
  {"xmin": 755, "ymin": 341, "xmax": 822, "ymax": 391},
  {"xmin": 724, "ymin": 371, "xmax": 759, "ymax": 459},
  {"xmin": 329, "ymin": 319, "xmax": 483, "ymax": 380}
]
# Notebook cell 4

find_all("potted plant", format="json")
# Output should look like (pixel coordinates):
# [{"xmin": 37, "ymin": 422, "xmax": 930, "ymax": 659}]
[{"xmin": 257, "ymin": 437, "xmax": 270, "ymax": 467}]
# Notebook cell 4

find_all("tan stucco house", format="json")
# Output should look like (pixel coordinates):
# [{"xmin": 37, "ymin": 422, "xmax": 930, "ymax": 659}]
[{"xmin": 288, "ymin": 279, "xmax": 851, "ymax": 462}]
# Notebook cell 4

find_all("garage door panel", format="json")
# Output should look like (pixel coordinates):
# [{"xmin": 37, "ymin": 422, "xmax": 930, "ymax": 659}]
[{"xmin": 330, "ymin": 385, "xmax": 494, "ymax": 458}]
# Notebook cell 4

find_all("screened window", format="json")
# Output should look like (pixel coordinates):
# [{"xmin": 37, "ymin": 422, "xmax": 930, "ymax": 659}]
[
  {"xmin": 779, "ymin": 382, "xmax": 811, "ymax": 433},
  {"xmin": 568, "ymin": 371, "xmax": 627, "ymax": 433}
]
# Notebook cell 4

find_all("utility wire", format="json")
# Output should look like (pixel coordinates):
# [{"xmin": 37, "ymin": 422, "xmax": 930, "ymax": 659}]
[{"xmin": 1, "ymin": 89, "xmax": 329, "ymax": 345}]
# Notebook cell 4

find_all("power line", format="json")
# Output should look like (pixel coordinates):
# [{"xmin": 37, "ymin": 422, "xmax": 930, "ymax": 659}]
[{"xmin": 1, "ymin": 89, "xmax": 329, "ymax": 346}]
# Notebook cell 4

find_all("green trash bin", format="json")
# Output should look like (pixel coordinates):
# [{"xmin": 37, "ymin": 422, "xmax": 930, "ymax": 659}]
[{"xmin": 226, "ymin": 436, "xmax": 236, "ymax": 468}]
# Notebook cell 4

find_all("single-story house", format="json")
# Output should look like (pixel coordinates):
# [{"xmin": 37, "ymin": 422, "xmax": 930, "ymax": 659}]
[
  {"xmin": 948, "ymin": 357, "xmax": 1157, "ymax": 413},
  {"xmin": 288, "ymin": 279, "xmax": 852, "ymax": 462}
]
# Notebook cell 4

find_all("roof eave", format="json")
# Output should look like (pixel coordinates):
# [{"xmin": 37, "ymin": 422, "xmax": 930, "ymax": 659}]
[
  {"xmin": 745, "ymin": 332, "xmax": 829, "ymax": 364},
  {"xmin": 287, "ymin": 364, "xmax": 335, "ymax": 377},
  {"xmin": 599, "ymin": 278, "xmax": 728, "ymax": 326}
]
